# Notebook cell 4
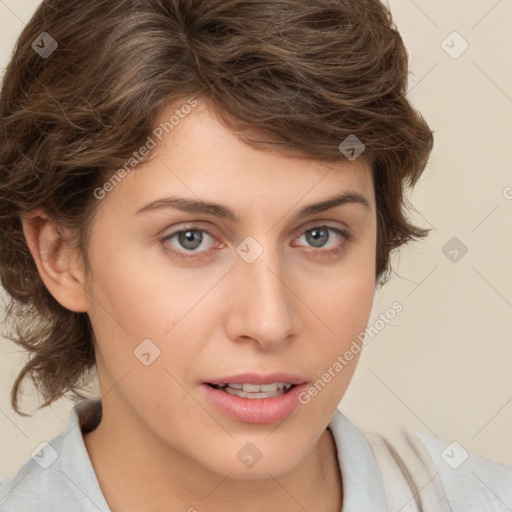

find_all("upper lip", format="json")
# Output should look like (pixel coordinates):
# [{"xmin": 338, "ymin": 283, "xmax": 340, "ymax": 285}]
[{"xmin": 204, "ymin": 372, "xmax": 308, "ymax": 386}]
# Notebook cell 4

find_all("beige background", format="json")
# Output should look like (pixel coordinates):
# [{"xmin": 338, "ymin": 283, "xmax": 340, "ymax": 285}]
[{"xmin": 1, "ymin": 0, "xmax": 511, "ymax": 480}]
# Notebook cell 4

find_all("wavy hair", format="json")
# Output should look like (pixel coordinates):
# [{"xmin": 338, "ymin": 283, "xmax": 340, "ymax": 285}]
[{"xmin": 0, "ymin": 0, "xmax": 433, "ymax": 414}]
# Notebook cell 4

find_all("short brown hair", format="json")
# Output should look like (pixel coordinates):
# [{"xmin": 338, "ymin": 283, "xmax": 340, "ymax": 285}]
[{"xmin": 0, "ymin": 0, "xmax": 433, "ymax": 414}]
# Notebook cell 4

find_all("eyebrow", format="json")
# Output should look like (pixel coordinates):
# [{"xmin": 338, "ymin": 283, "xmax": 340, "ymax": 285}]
[{"xmin": 134, "ymin": 190, "xmax": 371, "ymax": 221}]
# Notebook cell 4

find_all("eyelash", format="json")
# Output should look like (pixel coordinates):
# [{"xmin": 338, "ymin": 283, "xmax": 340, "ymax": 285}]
[{"xmin": 161, "ymin": 225, "xmax": 353, "ymax": 261}]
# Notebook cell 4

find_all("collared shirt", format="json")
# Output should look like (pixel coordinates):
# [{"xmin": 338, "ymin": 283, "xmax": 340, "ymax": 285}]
[{"xmin": 0, "ymin": 398, "xmax": 511, "ymax": 511}]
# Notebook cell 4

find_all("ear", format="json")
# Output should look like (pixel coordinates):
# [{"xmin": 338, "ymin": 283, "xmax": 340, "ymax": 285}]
[{"xmin": 21, "ymin": 208, "xmax": 89, "ymax": 313}]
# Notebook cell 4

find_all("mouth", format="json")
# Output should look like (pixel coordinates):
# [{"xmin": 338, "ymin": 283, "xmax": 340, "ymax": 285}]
[
  {"xmin": 200, "ymin": 373, "xmax": 308, "ymax": 424},
  {"xmin": 206, "ymin": 382, "xmax": 296, "ymax": 399}
]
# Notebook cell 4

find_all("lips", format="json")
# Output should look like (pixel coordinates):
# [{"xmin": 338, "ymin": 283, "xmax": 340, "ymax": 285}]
[{"xmin": 201, "ymin": 372, "xmax": 309, "ymax": 423}]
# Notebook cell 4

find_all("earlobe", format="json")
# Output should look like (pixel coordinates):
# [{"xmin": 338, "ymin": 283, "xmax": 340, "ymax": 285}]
[{"xmin": 21, "ymin": 208, "xmax": 89, "ymax": 313}]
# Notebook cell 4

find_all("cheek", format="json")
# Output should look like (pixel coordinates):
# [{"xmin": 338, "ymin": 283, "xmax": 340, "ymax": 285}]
[
  {"xmin": 307, "ymin": 256, "xmax": 375, "ymax": 342},
  {"xmin": 315, "ymin": 277, "xmax": 373, "ymax": 382},
  {"xmin": 334, "ymin": 273, "xmax": 375, "ymax": 333},
  {"xmin": 301, "ymin": 246, "xmax": 375, "ymax": 387},
  {"xmin": 84, "ymin": 243, "xmax": 222, "ymax": 389},
  {"xmin": 336, "ymin": 232, "xmax": 377, "ymax": 327},
  {"xmin": 86, "ymin": 239, "xmax": 205, "ymax": 338}
]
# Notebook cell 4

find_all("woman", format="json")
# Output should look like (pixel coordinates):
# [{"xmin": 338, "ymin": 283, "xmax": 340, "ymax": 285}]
[{"xmin": 0, "ymin": 0, "xmax": 510, "ymax": 511}]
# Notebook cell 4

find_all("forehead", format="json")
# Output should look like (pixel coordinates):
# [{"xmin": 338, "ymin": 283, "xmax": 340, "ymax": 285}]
[{"xmin": 99, "ymin": 101, "xmax": 375, "ymax": 219}]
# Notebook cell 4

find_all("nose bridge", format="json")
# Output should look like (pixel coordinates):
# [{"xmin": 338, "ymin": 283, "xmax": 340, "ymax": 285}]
[{"xmin": 228, "ymin": 238, "xmax": 297, "ymax": 347}]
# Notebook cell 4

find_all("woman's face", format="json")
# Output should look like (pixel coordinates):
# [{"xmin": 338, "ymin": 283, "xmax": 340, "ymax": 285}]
[{"xmin": 82, "ymin": 99, "xmax": 377, "ymax": 479}]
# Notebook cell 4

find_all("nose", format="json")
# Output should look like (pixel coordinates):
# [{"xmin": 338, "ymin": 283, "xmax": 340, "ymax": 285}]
[{"xmin": 225, "ymin": 244, "xmax": 300, "ymax": 350}]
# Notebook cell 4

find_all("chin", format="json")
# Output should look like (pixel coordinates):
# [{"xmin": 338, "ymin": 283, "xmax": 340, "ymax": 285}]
[{"xmin": 200, "ymin": 437, "xmax": 308, "ymax": 480}]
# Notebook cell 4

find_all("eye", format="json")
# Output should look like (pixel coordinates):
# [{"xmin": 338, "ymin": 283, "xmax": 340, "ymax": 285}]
[
  {"xmin": 161, "ymin": 224, "xmax": 352, "ymax": 261},
  {"xmin": 162, "ymin": 227, "xmax": 218, "ymax": 259},
  {"xmin": 292, "ymin": 225, "xmax": 352, "ymax": 256}
]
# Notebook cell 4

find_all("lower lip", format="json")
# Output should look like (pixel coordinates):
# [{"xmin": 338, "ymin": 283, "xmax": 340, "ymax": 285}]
[{"xmin": 200, "ymin": 383, "xmax": 307, "ymax": 424}]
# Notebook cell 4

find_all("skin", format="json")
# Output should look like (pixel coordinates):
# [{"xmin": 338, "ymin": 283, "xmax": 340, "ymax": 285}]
[{"xmin": 22, "ymin": 99, "xmax": 377, "ymax": 512}]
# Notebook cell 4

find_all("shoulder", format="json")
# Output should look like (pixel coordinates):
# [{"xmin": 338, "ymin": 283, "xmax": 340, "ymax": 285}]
[
  {"xmin": 0, "ymin": 399, "xmax": 108, "ymax": 512},
  {"xmin": 364, "ymin": 426, "xmax": 512, "ymax": 511},
  {"xmin": 0, "ymin": 435, "xmax": 78, "ymax": 511},
  {"xmin": 411, "ymin": 429, "xmax": 512, "ymax": 510}
]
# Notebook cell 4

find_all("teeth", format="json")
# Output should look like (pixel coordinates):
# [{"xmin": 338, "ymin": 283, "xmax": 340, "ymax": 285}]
[
  {"xmin": 214, "ymin": 382, "xmax": 294, "ymax": 399},
  {"xmin": 243, "ymin": 383, "xmax": 277, "ymax": 392}
]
